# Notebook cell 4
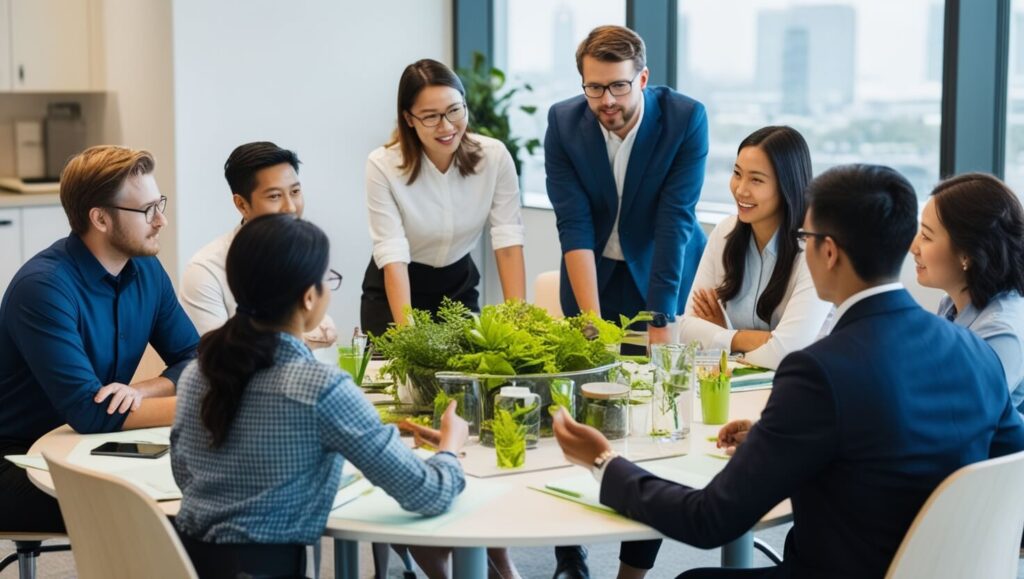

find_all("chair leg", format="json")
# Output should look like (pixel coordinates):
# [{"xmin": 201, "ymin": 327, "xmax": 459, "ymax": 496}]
[
  {"xmin": 0, "ymin": 540, "xmax": 72, "ymax": 579},
  {"xmin": 752, "ymin": 537, "xmax": 783, "ymax": 565},
  {"xmin": 371, "ymin": 542, "xmax": 390, "ymax": 579}
]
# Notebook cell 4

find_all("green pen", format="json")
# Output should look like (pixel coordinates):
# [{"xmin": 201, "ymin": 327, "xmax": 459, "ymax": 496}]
[
  {"xmin": 546, "ymin": 485, "xmax": 582, "ymax": 498},
  {"xmin": 706, "ymin": 436, "xmax": 719, "ymax": 442}
]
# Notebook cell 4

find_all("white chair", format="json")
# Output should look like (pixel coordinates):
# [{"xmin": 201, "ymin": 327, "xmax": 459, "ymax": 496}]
[
  {"xmin": 886, "ymin": 449, "xmax": 1024, "ymax": 579},
  {"xmin": 0, "ymin": 532, "xmax": 71, "ymax": 579},
  {"xmin": 533, "ymin": 270, "xmax": 563, "ymax": 318},
  {"xmin": 43, "ymin": 452, "xmax": 197, "ymax": 579}
]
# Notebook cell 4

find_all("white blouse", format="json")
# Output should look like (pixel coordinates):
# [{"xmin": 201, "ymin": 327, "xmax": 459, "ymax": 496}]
[
  {"xmin": 678, "ymin": 215, "xmax": 832, "ymax": 369},
  {"xmin": 365, "ymin": 134, "xmax": 525, "ymax": 269}
]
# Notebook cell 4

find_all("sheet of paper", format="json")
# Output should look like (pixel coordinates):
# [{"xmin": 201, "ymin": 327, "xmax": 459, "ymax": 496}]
[
  {"xmin": 459, "ymin": 437, "xmax": 690, "ymax": 478},
  {"xmin": 532, "ymin": 453, "xmax": 725, "ymax": 513},
  {"xmin": 4, "ymin": 454, "xmax": 48, "ymax": 471},
  {"xmin": 329, "ymin": 477, "xmax": 508, "ymax": 532},
  {"xmin": 65, "ymin": 427, "xmax": 179, "ymax": 501}
]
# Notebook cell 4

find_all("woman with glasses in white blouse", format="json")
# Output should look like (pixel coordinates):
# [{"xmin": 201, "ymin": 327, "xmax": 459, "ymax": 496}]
[
  {"xmin": 678, "ymin": 126, "xmax": 831, "ymax": 370},
  {"xmin": 360, "ymin": 59, "xmax": 526, "ymax": 337}
]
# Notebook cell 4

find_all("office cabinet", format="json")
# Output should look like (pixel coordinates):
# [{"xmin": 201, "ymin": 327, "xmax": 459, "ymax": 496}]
[
  {"xmin": 9, "ymin": 0, "xmax": 92, "ymax": 92},
  {"xmin": 22, "ymin": 205, "xmax": 67, "ymax": 260},
  {"xmin": 0, "ymin": 208, "xmax": 22, "ymax": 293}
]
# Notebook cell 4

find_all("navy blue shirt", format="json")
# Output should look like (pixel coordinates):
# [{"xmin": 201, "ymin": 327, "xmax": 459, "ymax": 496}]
[{"xmin": 0, "ymin": 235, "xmax": 199, "ymax": 443}]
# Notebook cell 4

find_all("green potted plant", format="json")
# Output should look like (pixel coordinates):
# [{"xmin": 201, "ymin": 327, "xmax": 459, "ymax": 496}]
[{"xmin": 457, "ymin": 51, "xmax": 542, "ymax": 176}]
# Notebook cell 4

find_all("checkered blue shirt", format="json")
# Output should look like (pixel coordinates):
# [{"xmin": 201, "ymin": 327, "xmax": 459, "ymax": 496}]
[{"xmin": 171, "ymin": 333, "xmax": 464, "ymax": 545}]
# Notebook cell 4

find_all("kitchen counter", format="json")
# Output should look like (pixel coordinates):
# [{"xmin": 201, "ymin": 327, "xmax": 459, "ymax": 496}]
[{"xmin": 0, "ymin": 192, "xmax": 61, "ymax": 208}]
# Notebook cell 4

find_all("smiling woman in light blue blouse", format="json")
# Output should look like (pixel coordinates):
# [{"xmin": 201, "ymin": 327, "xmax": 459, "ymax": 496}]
[
  {"xmin": 911, "ymin": 173, "xmax": 1024, "ymax": 414},
  {"xmin": 679, "ymin": 126, "xmax": 831, "ymax": 369},
  {"xmin": 171, "ymin": 214, "xmax": 468, "ymax": 578}
]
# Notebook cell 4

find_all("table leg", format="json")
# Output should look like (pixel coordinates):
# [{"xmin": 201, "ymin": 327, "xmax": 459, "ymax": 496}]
[
  {"xmin": 452, "ymin": 546, "xmax": 487, "ymax": 578},
  {"xmin": 721, "ymin": 531, "xmax": 753, "ymax": 568},
  {"xmin": 333, "ymin": 539, "xmax": 359, "ymax": 579}
]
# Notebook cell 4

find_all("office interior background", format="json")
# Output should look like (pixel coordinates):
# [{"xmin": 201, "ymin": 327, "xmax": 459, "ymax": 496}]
[{"xmin": 0, "ymin": 0, "xmax": 1016, "ymax": 341}]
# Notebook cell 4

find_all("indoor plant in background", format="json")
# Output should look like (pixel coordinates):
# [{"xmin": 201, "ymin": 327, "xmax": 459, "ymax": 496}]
[{"xmin": 457, "ymin": 51, "xmax": 541, "ymax": 176}]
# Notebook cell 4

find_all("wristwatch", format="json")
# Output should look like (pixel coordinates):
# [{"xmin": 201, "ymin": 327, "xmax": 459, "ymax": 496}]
[
  {"xmin": 649, "ymin": 312, "xmax": 670, "ymax": 328},
  {"xmin": 592, "ymin": 449, "xmax": 619, "ymax": 474}
]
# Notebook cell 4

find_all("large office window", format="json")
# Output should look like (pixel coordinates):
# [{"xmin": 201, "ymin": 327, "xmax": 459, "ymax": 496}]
[
  {"xmin": 678, "ymin": 0, "xmax": 944, "ymax": 207},
  {"xmin": 1006, "ymin": 1, "xmax": 1024, "ymax": 194},
  {"xmin": 499, "ymin": 0, "xmax": 626, "ymax": 197}
]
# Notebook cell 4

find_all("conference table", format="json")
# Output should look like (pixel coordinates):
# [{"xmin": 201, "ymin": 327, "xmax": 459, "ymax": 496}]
[{"xmin": 26, "ymin": 388, "xmax": 791, "ymax": 579}]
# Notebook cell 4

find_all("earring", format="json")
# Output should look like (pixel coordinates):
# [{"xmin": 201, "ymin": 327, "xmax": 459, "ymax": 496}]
[{"xmin": 962, "ymin": 262, "xmax": 968, "ymax": 271}]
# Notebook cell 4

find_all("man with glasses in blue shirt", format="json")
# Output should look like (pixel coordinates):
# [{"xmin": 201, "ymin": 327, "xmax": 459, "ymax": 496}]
[
  {"xmin": 0, "ymin": 145, "xmax": 199, "ymax": 533},
  {"xmin": 545, "ymin": 24, "xmax": 709, "ymax": 578}
]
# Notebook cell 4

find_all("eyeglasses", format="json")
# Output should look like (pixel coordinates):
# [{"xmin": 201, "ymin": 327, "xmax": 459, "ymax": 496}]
[
  {"xmin": 794, "ymin": 228, "xmax": 835, "ymax": 250},
  {"xmin": 582, "ymin": 70, "xmax": 642, "ymax": 99},
  {"xmin": 407, "ymin": 103, "xmax": 468, "ymax": 128},
  {"xmin": 324, "ymin": 268, "xmax": 343, "ymax": 291},
  {"xmin": 106, "ymin": 196, "xmax": 168, "ymax": 224}
]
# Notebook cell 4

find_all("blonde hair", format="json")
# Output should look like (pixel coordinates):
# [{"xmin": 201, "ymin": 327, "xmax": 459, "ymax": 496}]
[{"xmin": 60, "ymin": 145, "xmax": 155, "ymax": 234}]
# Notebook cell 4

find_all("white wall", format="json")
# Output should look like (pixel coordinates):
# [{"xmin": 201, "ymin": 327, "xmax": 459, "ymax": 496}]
[{"xmin": 172, "ymin": 0, "xmax": 453, "ymax": 332}]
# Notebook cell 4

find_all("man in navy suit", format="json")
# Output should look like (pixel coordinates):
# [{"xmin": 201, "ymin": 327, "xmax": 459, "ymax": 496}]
[
  {"xmin": 554, "ymin": 164, "xmax": 1024, "ymax": 579},
  {"xmin": 545, "ymin": 25, "xmax": 708, "ymax": 346}
]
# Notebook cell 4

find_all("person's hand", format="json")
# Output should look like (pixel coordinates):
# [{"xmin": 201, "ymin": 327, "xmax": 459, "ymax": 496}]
[
  {"xmin": 647, "ymin": 324, "xmax": 671, "ymax": 345},
  {"xmin": 438, "ymin": 400, "xmax": 469, "ymax": 453},
  {"xmin": 303, "ymin": 322, "xmax": 338, "ymax": 349},
  {"xmin": 692, "ymin": 289, "xmax": 727, "ymax": 328},
  {"xmin": 94, "ymin": 382, "xmax": 143, "ymax": 415},
  {"xmin": 716, "ymin": 419, "xmax": 753, "ymax": 456},
  {"xmin": 399, "ymin": 401, "xmax": 468, "ymax": 454},
  {"xmin": 553, "ymin": 408, "xmax": 612, "ymax": 468}
]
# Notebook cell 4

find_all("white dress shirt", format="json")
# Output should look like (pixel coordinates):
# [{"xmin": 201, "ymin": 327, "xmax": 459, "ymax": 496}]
[
  {"xmin": 678, "ymin": 216, "xmax": 833, "ymax": 369},
  {"xmin": 599, "ymin": 97, "xmax": 645, "ymax": 261},
  {"xmin": 180, "ymin": 226, "xmax": 335, "ymax": 343},
  {"xmin": 822, "ymin": 282, "xmax": 905, "ymax": 336},
  {"xmin": 365, "ymin": 134, "xmax": 525, "ymax": 269}
]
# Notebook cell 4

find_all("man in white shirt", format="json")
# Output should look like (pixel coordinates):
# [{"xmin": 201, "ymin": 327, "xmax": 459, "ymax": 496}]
[{"xmin": 180, "ymin": 141, "xmax": 336, "ymax": 347}]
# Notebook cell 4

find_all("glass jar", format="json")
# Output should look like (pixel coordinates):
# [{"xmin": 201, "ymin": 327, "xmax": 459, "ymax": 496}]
[
  {"xmin": 650, "ymin": 342, "xmax": 698, "ymax": 440},
  {"xmin": 581, "ymin": 382, "xmax": 631, "ymax": 440},
  {"xmin": 433, "ymin": 372, "xmax": 482, "ymax": 437},
  {"xmin": 493, "ymin": 386, "xmax": 541, "ymax": 469}
]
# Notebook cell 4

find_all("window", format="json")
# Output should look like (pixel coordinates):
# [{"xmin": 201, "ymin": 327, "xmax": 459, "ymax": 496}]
[
  {"xmin": 1005, "ymin": 0, "xmax": 1024, "ymax": 195},
  {"xmin": 678, "ymin": 0, "xmax": 943, "ymax": 207},
  {"xmin": 499, "ymin": 0, "xmax": 626, "ymax": 199}
]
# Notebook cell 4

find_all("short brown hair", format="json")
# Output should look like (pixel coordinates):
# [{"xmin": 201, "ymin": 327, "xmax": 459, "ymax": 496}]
[
  {"xmin": 576, "ymin": 25, "xmax": 646, "ymax": 75},
  {"xmin": 60, "ymin": 145, "xmax": 156, "ymax": 234}
]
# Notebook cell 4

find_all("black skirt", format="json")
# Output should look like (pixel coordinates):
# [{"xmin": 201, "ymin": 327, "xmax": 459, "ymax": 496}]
[{"xmin": 360, "ymin": 253, "xmax": 480, "ymax": 337}]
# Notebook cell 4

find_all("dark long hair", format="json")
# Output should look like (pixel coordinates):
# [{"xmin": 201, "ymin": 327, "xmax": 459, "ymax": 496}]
[
  {"xmin": 717, "ymin": 126, "xmax": 812, "ymax": 323},
  {"xmin": 388, "ymin": 58, "xmax": 482, "ymax": 185},
  {"xmin": 931, "ymin": 173, "xmax": 1024, "ymax": 309},
  {"xmin": 197, "ymin": 214, "xmax": 330, "ymax": 447}
]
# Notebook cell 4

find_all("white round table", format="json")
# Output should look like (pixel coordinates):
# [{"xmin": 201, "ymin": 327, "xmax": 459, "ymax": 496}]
[{"xmin": 28, "ymin": 388, "xmax": 791, "ymax": 579}]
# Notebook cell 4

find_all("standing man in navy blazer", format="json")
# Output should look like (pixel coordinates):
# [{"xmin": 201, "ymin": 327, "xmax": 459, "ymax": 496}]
[
  {"xmin": 555, "ymin": 164, "xmax": 1024, "ymax": 579},
  {"xmin": 545, "ymin": 25, "xmax": 708, "ymax": 346}
]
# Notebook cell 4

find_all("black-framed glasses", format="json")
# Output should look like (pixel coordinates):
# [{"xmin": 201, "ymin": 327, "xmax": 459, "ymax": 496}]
[
  {"xmin": 324, "ymin": 269, "xmax": 343, "ymax": 292},
  {"xmin": 407, "ymin": 102, "xmax": 468, "ymax": 128},
  {"xmin": 582, "ymin": 70, "xmax": 642, "ymax": 99},
  {"xmin": 794, "ymin": 228, "xmax": 835, "ymax": 250},
  {"xmin": 106, "ymin": 196, "xmax": 167, "ymax": 224}
]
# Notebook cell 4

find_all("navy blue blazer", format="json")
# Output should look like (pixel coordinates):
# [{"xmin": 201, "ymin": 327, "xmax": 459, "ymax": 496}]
[
  {"xmin": 544, "ymin": 86, "xmax": 708, "ymax": 319},
  {"xmin": 601, "ymin": 289, "xmax": 1024, "ymax": 578}
]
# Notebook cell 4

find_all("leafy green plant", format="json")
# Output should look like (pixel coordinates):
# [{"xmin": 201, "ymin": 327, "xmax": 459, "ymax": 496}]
[
  {"xmin": 548, "ymin": 379, "xmax": 574, "ymax": 417},
  {"xmin": 493, "ymin": 408, "xmax": 527, "ymax": 469},
  {"xmin": 372, "ymin": 299, "xmax": 473, "ymax": 385},
  {"xmin": 457, "ymin": 51, "xmax": 541, "ymax": 176}
]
